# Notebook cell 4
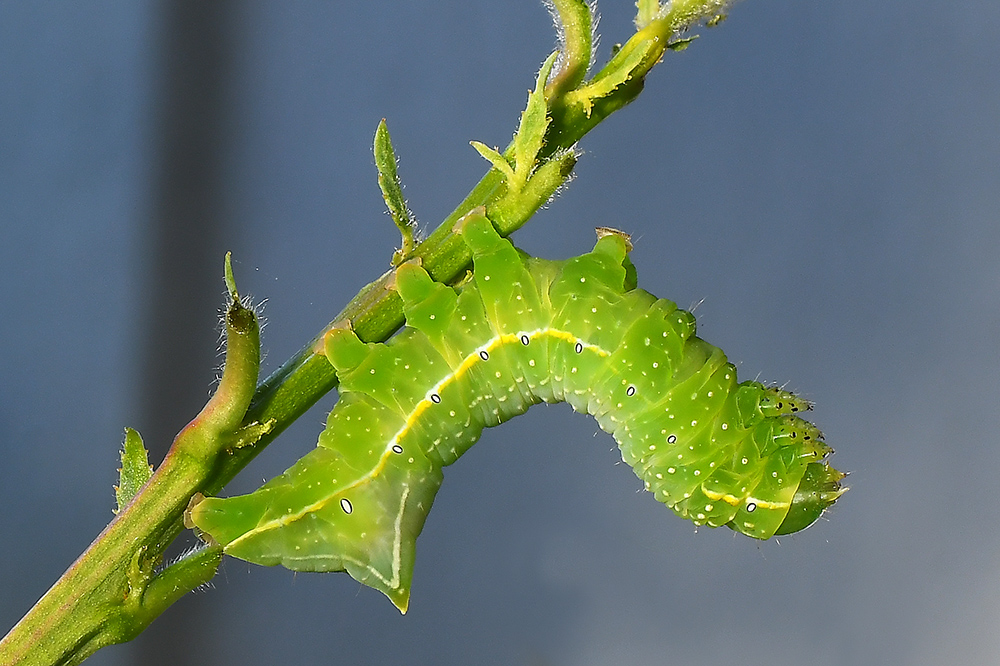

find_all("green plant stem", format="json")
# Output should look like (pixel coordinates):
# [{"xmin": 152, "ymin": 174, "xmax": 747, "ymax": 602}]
[
  {"xmin": 218, "ymin": 0, "xmax": 716, "ymax": 490},
  {"xmin": 0, "ymin": 3, "xmax": 733, "ymax": 663},
  {"xmin": 0, "ymin": 461, "xmax": 221, "ymax": 666},
  {"xmin": 0, "ymin": 294, "xmax": 259, "ymax": 666}
]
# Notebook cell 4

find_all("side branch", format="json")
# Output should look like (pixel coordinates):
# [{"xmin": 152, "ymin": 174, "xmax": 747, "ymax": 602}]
[
  {"xmin": 217, "ymin": 0, "xmax": 729, "ymax": 490},
  {"xmin": 0, "ymin": 2, "xmax": 738, "ymax": 663}
]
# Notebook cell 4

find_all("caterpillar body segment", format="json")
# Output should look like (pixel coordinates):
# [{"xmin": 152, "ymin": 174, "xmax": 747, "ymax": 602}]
[{"xmin": 190, "ymin": 212, "xmax": 844, "ymax": 611}]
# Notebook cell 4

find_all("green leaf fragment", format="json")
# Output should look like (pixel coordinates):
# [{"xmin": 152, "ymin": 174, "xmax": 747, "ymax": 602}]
[
  {"xmin": 115, "ymin": 427, "xmax": 152, "ymax": 514},
  {"xmin": 224, "ymin": 251, "xmax": 238, "ymax": 302},
  {"xmin": 472, "ymin": 52, "xmax": 557, "ymax": 193},
  {"xmin": 374, "ymin": 119, "xmax": 418, "ymax": 265},
  {"xmin": 470, "ymin": 141, "xmax": 516, "ymax": 183},
  {"xmin": 514, "ymin": 51, "xmax": 558, "ymax": 186},
  {"xmin": 667, "ymin": 36, "xmax": 698, "ymax": 51},
  {"xmin": 566, "ymin": 42, "xmax": 648, "ymax": 117}
]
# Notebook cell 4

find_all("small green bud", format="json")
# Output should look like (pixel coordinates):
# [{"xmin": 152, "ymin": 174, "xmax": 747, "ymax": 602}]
[{"xmin": 115, "ymin": 427, "xmax": 152, "ymax": 514}]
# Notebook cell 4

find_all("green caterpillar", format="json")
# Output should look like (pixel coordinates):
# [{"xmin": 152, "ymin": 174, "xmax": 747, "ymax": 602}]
[{"xmin": 190, "ymin": 211, "xmax": 845, "ymax": 612}]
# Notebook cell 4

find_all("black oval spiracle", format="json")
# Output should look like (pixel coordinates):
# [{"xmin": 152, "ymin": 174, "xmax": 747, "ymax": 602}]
[
  {"xmin": 520, "ymin": 334, "xmax": 530, "ymax": 345},
  {"xmin": 574, "ymin": 342, "xmax": 584, "ymax": 353},
  {"xmin": 479, "ymin": 350, "xmax": 490, "ymax": 361}
]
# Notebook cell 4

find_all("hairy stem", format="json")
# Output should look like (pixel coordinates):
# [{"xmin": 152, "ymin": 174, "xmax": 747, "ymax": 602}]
[
  {"xmin": 214, "ymin": 0, "xmax": 721, "ymax": 490},
  {"xmin": 0, "ymin": 3, "xmax": 736, "ymax": 664},
  {"xmin": 0, "ymin": 280, "xmax": 259, "ymax": 665}
]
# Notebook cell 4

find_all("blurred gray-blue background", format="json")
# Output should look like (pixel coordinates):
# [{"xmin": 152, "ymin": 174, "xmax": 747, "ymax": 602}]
[{"xmin": 2, "ymin": 1, "xmax": 998, "ymax": 664}]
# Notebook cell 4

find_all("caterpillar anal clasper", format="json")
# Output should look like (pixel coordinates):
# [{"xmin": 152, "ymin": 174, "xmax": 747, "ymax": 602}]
[{"xmin": 190, "ymin": 212, "xmax": 845, "ymax": 612}]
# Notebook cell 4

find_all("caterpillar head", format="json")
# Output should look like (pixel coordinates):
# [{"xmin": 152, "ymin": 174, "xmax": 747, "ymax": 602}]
[{"xmin": 773, "ymin": 463, "xmax": 847, "ymax": 536}]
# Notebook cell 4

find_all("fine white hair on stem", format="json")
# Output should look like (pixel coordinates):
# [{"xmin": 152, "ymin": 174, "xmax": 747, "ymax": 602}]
[
  {"xmin": 658, "ymin": 0, "xmax": 737, "ymax": 27},
  {"xmin": 211, "ymin": 292, "xmax": 265, "ymax": 388},
  {"xmin": 543, "ymin": 0, "xmax": 600, "ymax": 84}
]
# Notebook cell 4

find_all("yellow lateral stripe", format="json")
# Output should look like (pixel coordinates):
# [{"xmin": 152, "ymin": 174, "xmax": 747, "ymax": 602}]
[
  {"xmin": 747, "ymin": 497, "xmax": 791, "ymax": 510},
  {"xmin": 228, "ymin": 328, "xmax": 612, "ymax": 547},
  {"xmin": 399, "ymin": 328, "xmax": 609, "ymax": 437},
  {"xmin": 701, "ymin": 487, "xmax": 790, "ymax": 511},
  {"xmin": 701, "ymin": 487, "xmax": 742, "ymax": 506}
]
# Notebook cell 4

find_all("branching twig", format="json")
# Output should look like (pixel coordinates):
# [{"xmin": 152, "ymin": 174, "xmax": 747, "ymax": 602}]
[{"xmin": 0, "ymin": 3, "xmax": 738, "ymax": 664}]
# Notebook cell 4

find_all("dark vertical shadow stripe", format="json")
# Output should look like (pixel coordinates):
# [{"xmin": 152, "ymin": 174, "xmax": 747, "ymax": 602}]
[{"xmin": 133, "ymin": 1, "xmax": 237, "ymax": 663}]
